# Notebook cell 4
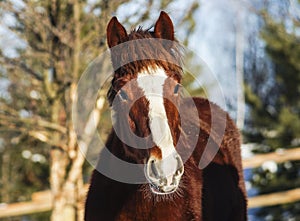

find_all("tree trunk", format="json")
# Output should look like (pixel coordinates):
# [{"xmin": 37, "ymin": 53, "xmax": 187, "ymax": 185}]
[
  {"xmin": 50, "ymin": 0, "xmax": 84, "ymax": 219},
  {"xmin": 50, "ymin": 147, "xmax": 85, "ymax": 221}
]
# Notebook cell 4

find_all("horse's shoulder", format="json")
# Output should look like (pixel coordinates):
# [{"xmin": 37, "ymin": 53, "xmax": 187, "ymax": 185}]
[
  {"xmin": 192, "ymin": 97, "xmax": 230, "ymax": 118},
  {"xmin": 182, "ymin": 96, "xmax": 241, "ymax": 149},
  {"xmin": 181, "ymin": 97, "xmax": 231, "ymax": 125},
  {"xmin": 192, "ymin": 96, "xmax": 238, "ymax": 130}
]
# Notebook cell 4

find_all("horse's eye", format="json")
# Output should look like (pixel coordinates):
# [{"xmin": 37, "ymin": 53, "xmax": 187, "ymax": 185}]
[
  {"xmin": 174, "ymin": 83, "xmax": 181, "ymax": 95},
  {"xmin": 118, "ymin": 89, "xmax": 128, "ymax": 101}
]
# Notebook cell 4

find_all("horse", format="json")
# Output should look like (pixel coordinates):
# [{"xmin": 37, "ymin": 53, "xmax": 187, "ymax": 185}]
[{"xmin": 85, "ymin": 11, "xmax": 247, "ymax": 221}]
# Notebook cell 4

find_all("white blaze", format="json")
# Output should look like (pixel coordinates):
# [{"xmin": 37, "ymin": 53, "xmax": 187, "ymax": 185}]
[{"xmin": 137, "ymin": 67, "xmax": 177, "ymax": 174}]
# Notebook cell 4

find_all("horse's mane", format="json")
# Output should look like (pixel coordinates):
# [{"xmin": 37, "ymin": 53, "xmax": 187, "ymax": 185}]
[{"xmin": 107, "ymin": 27, "xmax": 184, "ymax": 105}]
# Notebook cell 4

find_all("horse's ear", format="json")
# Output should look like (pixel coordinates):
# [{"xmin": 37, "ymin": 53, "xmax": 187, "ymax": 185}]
[
  {"xmin": 107, "ymin": 17, "xmax": 128, "ymax": 48},
  {"xmin": 154, "ymin": 11, "xmax": 174, "ymax": 41}
]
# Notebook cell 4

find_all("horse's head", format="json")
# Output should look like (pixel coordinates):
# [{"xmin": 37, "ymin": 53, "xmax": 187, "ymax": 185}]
[{"xmin": 106, "ymin": 12, "xmax": 184, "ymax": 195}]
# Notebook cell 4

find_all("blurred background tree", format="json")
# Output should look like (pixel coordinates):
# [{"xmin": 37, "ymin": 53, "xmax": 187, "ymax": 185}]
[
  {"xmin": 243, "ymin": 0, "xmax": 300, "ymax": 220},
  {"xmin": 0, "ymin": 0, "xmax": 199, "ymax": 220}
]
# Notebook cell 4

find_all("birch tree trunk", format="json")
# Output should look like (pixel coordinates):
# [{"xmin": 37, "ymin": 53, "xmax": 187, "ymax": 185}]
[{"xmin": 50, "ymin": 1, "xmax": 83, "ymax": 220}]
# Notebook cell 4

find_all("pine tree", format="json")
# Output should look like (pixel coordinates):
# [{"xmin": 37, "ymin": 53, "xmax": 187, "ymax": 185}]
[{"xmin": 244, "ymin": 1, "xmax": 300, "ymax": 220}]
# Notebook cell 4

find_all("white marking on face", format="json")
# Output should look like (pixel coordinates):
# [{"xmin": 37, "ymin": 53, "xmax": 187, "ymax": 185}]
[{"xmin": 137, "ymin": 67, "xmax": 178, "ymax": 177}]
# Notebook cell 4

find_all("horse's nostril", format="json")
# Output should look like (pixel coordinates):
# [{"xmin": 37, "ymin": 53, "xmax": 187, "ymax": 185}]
[
  {"xmin": 176, "ymin": 154, "xmax": 183, "ymax": 166},
  {"xmin": 175, "ymin": 155, "xmax": 184, "ymax": 173},
  {"xmin": 150, "ymin": 159, "xmax": 159, "ymax": 178}
]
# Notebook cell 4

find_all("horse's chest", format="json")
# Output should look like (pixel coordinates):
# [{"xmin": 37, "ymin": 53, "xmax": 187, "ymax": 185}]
[{"xmin": 115, "ymin": 194, "xmax": 198, "ymax": 221}]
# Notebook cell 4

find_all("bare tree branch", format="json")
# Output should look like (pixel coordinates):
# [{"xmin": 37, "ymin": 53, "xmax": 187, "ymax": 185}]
[{"xmin": 0, "ymin": 57, "xmax": 43, "ymax": 81}]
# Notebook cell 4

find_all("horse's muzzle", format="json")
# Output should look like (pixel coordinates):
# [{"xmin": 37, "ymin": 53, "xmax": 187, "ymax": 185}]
[{"xmin": 145, "ymin": 152, "xmax": 184, "ymax": 195}]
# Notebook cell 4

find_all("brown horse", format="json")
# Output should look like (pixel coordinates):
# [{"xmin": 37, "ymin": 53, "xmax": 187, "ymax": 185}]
[{"xmin": 85, "ymin": 11, "xmax": 247, "ymax": 221}]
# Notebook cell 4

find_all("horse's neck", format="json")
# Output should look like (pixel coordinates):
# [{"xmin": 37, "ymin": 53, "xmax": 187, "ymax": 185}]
[{"xmin": 105, "ymin": 129, "xmax": 126, "ymax": 159}]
